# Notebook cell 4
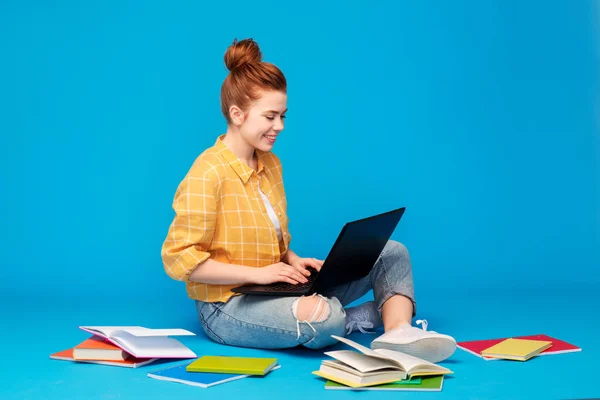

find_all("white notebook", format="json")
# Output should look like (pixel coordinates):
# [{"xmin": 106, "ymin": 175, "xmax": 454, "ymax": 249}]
[{"xmin": 79, "ymin": 326, "xmax": 197, "ymax": 359}]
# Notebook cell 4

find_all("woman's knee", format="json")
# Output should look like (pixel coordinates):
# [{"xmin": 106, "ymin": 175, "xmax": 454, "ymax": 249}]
[
  {"xmin": 293, "ymin": 294, "xmax": 331, "ymax": 322},
  {"xmin": 373, "ymin": 240, "xmax": 413, "ymax": 283},
  {"xmin": 384, "ymin": 240, "xmax": 409, "ymax": 258},
  {"xmin": 293, "ymin": 295, "xmax": 346, "ymax": 350}
]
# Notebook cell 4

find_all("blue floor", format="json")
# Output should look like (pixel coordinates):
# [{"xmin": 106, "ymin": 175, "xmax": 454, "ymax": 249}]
[{"xmin": 4, "ymin": 285, "xmax": 598, "ymax": 400}]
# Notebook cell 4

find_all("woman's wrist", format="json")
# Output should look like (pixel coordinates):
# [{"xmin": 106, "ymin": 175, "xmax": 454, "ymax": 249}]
[
  {"xmin": 244, "ymin": 266, "xmax": 264, "ymax": 285},
  {"xmin": 283, "ymin": 249, "xmax": 299, "ymax": 264}
]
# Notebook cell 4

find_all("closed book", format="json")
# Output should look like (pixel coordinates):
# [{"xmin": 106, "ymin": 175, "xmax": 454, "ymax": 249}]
[
  {"xmin": 481, "ymin": 338, "xmax": 552, "ymax": 361},
  {"xmin": 73, "ymin": 336, "xmax": 129, "ymax": 361},
  {"xmin": 50, "ymin": 348, "xmax": 156, "ymax": 368},
  {"xmin": 457, "ymin": 334, "xmax": 581, "ymax": 360},
  {"xmin": 186, "ymin": 355, "xmax": 278, "ymax": 376},
  {"xmin": 324, "ymin": 375, "xmax": 443, "ymax": 391},
  {"xmin": 148, "ymin": 362, "xmax": 282, "ymax": 388}
]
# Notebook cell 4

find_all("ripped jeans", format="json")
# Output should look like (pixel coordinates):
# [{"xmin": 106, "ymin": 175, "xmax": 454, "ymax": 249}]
[{"xmin": 195, "ymin": 240, "xmax": 415, "ymax": 350}]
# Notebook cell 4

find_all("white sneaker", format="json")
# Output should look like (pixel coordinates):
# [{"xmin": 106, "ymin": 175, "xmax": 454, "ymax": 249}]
[
  {"xmin": 370, "ymin": 319, "xmax": 456, "ymax": 363},
  {"xmin": 344, "ymin": 301, "xmax": 383, "ymax": 334}
]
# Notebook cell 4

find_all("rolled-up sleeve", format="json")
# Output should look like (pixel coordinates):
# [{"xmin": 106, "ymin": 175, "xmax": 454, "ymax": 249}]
[{"xmin": 161, "ymin": 169, "xmax": 218, "ymax": 281}]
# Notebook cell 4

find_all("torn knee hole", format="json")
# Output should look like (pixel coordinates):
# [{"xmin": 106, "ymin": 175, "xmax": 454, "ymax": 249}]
[{"xmin": 292, "ymin": 294, "xmax": 330, "ymax": 322}]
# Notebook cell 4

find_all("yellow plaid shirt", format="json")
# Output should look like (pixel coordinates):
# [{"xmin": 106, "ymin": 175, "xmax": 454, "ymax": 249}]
[{"xmin": 161, "ymin": 135, "xmax": 292, "ymax": 302}]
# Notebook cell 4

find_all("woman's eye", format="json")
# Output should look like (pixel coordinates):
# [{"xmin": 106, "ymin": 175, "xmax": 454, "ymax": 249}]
[{"xmin": 266, "ymin": 116, "xmax": 275, "ymax": 120}]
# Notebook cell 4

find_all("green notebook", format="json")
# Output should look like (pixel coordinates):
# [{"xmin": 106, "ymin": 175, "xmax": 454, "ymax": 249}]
[
  {"xmin": 186, "ymin": 355, "xmax": 278, "ymax": 376},
  {"xmin": 324, "ymin": 375, "xmax": 443, "ymax": 391}
]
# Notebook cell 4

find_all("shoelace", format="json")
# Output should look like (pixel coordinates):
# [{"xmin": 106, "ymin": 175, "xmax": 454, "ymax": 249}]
[{"xmin": 345, "ymin": 312, "xmax": 376, "ymax": 335}]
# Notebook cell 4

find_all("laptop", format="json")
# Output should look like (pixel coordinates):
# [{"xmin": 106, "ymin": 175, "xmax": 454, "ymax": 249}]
[{"xmin": 231, "ymin": 207, "xmax": 406, "ymax": 296}]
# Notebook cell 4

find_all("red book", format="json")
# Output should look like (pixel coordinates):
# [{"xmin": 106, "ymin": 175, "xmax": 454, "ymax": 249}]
[
  {"xmin": 457, "ymin": 334, "xmax": 581, "ymax": 360},
  {"xmin": 50, "ymin": 348, "xmax": 157, "ymax": 368}
]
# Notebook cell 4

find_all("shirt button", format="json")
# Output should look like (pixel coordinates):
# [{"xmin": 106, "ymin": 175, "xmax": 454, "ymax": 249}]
[{"xmin": 277, "ymin": 212, "xmax": 281, "ymax": 216}]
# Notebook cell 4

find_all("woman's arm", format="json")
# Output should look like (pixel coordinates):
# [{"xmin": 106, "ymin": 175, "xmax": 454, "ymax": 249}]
[
  {"xmin": 281, "ymin": 248, "xmax": 300, "ymax": 265},
  {"xmin": 161, "ymin": 167, "xmax": 219, "ymax": 282},
  {"xmin": 190, "ymin": 258, "xmax": 308, "ymax": 286},
  {"xmin": 189, "ymin": 259, "xmax": 258, "ymax": 285}
]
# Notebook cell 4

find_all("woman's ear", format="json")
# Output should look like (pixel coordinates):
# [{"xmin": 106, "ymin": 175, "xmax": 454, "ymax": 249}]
[{"xmin": 229, "ymin": 105, "xmax": 244, "ymax": 126}]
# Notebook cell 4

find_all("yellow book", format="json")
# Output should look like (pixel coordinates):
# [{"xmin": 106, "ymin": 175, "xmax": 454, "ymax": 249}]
[
  {"xmin": 312, "ymin": 335, "xmax": 453, "ymax": 388},
  {"xmin": 481, "ymin": 338, "xmax": 552, "ymax": 361},
  {"xmin": 185, "ymin": 355, "xmax": 278, "ymax": 376}
]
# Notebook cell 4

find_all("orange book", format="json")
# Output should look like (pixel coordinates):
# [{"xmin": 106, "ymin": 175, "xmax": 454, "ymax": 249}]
[
  {"xmin": 50, "ymin": 348, "xmax": 156, "ymax": 368},
  {"xmin": 73, "ymin": 336, "xmax": 129, "ymax": 361}
]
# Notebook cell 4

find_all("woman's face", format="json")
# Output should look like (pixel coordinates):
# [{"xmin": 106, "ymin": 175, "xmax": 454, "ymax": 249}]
[{"xmin": 236, "ymin": 90, "xmax": 287, "ymax": 152}]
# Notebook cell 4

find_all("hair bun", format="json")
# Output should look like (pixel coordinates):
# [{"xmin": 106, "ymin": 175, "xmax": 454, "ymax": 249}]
[{"xmin": 224, "ymin": 38, "xmax": 262, "ymax": 71}]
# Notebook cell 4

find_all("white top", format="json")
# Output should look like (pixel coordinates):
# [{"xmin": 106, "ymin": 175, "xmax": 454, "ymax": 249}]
[{"xmin": 258, "ymin": 188, "xmax": 282, "ymax": 242}]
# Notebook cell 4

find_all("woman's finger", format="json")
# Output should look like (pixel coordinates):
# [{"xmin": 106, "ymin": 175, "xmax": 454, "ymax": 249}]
[
  {"xmin": 279, "ymin": 271, "xmax": 300, "ymax": 284},
  {"xmin": 286, "ymin": 267, "xmax": 308, "ymax": 283},
  {"xmin": 310, "ymin": 258, "xmax": 324, "ymax": 271},
  {"xmin": 293, "ymin": 263, "xmax": 311, "ymax": 277}
]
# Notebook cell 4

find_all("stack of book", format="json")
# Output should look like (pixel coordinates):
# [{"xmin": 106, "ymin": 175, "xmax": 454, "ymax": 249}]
[
  {"xmin": 312, "ymin": 335, "xmax": 453, "ymax": 392},
  {"xmin": 50, "ymin": 326, "xmax": 197, "ymax": 368},
  {"xmin": 458, "ymin": 334, "xmax": 581, "ymax": 361},
  {"xmin": 146, "ymin": 355, "xmax": 280, "ymax": 388}
]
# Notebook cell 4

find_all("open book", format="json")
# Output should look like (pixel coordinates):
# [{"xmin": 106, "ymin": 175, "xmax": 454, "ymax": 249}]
[
  {"xmin": 79, "ymin": 326, "xmax": 197, "ymax": 359},
  {"xmin": 312, "ymin": 335, "xmax": 453, "ymax": 388}
]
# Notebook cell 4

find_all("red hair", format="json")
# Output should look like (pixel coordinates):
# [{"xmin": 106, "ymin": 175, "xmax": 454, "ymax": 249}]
[{"xmin": 220, "ymin": 38, "xmax": 287, "ymax": 123}]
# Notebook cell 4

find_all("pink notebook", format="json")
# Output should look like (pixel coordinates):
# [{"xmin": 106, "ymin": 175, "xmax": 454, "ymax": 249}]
[{"xmin": 458, "ymin": 334, "xmax": 581, "ymax": 360}]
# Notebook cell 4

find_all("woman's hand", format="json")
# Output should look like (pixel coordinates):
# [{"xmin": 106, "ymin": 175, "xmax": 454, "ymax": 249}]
[
  {"xmin": 252, "ymin": 262, "xmax": 310, "ymax": 285},
  {"xmin": 251, "ymin": 254, "xmax": 325, "ymax": 285},
  {"xmin": 289, "ymin": 257, "xmax": 324, "ymax": 276}
]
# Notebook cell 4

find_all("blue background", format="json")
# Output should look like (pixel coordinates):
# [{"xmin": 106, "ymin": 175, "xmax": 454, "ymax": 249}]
[{"xmin": 1, "ymin": 1, "xmax": 598, "ymax": 399}]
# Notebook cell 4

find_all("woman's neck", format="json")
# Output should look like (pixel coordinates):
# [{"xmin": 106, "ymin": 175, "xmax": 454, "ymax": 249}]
[{"xmin": 222, "ymin": 129, "xmax": 257, "ymax": 170}]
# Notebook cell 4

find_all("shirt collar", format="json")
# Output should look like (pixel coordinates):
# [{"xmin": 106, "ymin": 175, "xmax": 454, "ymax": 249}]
[{"xmin": 215, "ymin": 134, "xmax": 264, "ymax": 184}]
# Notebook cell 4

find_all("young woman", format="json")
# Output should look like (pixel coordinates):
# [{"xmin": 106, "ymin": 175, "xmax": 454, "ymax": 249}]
[{"xmin": 161, "ymin": 38, "xmax": 456, "ymax": 362}]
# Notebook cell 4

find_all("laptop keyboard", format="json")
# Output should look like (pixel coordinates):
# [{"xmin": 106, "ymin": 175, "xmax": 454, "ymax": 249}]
[{"xmin": 262, "ymin": 270, "xmax": 317, "ymax": 292}]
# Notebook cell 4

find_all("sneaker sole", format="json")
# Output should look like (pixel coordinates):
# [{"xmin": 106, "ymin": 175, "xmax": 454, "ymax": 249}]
[{"xmin": 371, "ymin": 336, "xmax": 457, "ymax": 363}]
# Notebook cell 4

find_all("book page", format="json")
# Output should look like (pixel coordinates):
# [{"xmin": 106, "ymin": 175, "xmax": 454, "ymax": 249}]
[
  {"xmin": 322, "ymin": 360, "xmax": 402, "ymax": 377},
  {"xmin": 324, "ymin": 351, "xmax": 402, "ymax": 373},
  {"xmin": 117, "ymin": 328, "xmax": 195, "ymax": 337},
  {"xmin": 110, "ymin": 331, "xmax": 197, "ymax": 358},
  {"xmin": 80, "ymin": 326, "xmax": 145, "ymax": 338},
  {"xmin": 374, "ymin": 349, "xmax": 451, "ymax": 375},
  {"xmin": 80, "ymin": 326, "xmax": 195, "ymax": 338},
  {"xmin": 331, "ymin": 335, "xmax": 397, "ymax": 362}
]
